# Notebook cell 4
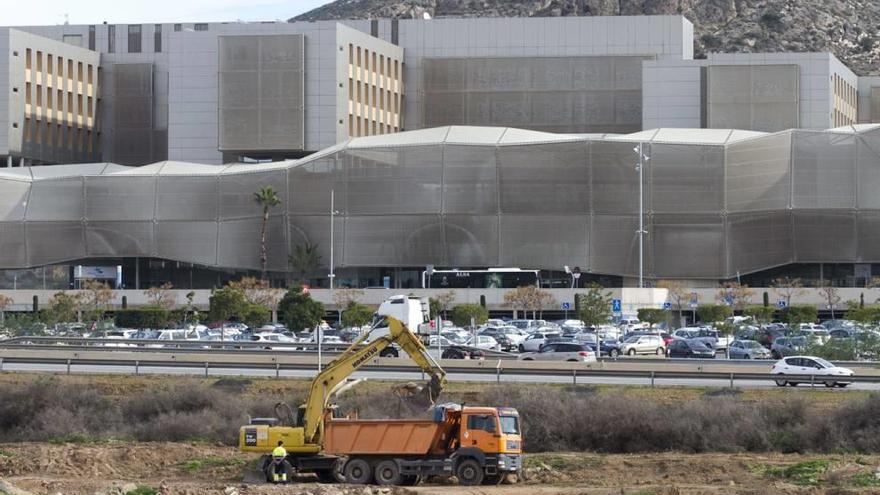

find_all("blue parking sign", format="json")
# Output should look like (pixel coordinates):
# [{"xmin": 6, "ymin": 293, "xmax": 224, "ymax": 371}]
[
  {"xmin": 561, "ymin": 302, "xmax": 571, "ymax": 310},
  {"xmin": 612, "ymin": 299, "xmax": 621, "ymax": 312},
  {"xmin": 777, "ymin": 300, "xmax": 787, "ymax": 309},
  {"xmin": 663, "ymin": 302, "xmax": 672, "ymax": 310}
]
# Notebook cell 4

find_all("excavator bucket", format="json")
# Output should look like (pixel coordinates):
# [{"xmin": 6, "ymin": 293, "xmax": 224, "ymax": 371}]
[{"xmin": 393, "ymin": 373, "xmax": 444, "ymax": 412}]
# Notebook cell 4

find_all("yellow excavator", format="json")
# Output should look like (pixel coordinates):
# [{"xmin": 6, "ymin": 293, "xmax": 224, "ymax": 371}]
[{"xmin": 239, "ymin": 315, "xmax": 447, "ymax": 482}]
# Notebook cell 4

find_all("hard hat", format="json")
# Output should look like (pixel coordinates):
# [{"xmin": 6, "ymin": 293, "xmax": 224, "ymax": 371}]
[{"xmin": 272, "ymin": 446, "xmax": 286, "ymax": 458}]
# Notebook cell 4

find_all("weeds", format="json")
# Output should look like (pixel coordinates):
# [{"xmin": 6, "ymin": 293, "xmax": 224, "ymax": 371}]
[
  {"xmin": 124, "ymin": 487, "xmax": 157, "ymax": 495},
  {"xmin": 181, "ymin": 457, "xmax": 247, "ymax": 473},
  {"xmin": 851, "ymin": 471, "xmax": 880, "ymax": 487},
  {"xmin": 758, "ymin": 460, "xmax": 831, "ymax": 486}
]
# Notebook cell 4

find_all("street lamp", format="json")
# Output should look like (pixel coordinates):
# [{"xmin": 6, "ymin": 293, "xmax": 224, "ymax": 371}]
[
  {"xmin": 329, "ymin": 189, "xmax": 340, "ymax": 325},
  {"xmin": 633, "ymin": 143, "xmax": 650, "ymax": 289}
]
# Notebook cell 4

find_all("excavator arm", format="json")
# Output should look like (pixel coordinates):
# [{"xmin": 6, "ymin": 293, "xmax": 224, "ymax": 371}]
[{"xmin": 301, "ymin": 316, "xmax": 447, "ymax": 445}]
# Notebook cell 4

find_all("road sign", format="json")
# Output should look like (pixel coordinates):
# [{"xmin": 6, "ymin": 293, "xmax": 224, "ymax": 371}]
[
  {"xmin": 663, "ymin": 302, "xmax": 672, "ymax": 310},
  {"xmin": 689, "ymin": 292, "xmax": 698, "ymax": 308},
  {"xmin": 777, "ymin": 300, "xmax": 787, "ymax": 309},
  {"xmin": 612, "ymin": 299, "xmax": 621, "ymax": 312},
  {"xmin": 561, "ymin": 302, "xmax": 571, "ymax": 310},
  {"xmin": 724, "ymin": 294, "xmax": 734, "ymax": 306}
]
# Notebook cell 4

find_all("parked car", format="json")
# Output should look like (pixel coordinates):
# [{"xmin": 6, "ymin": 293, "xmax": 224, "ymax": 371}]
[
  {"xmin": 729, "ymin": 340, "xmax": 772, "ymax": 359},
  {"xmin": 466, "ymin": 335, "xmax": 500, "ymax": 351},
  {"xmin": 755, "ymin": 328, "xmax": 785, "ymax": 348},
  {"xmin": 582, "ymin": 339, "xmax": 623, "ymax": 358},
  {"xmin": 620, "ymin": 334, "xmax": 666, "ymax": 356},
  {"xmin": 518, "ymin": 331, "xmax": 562, "ymax": 352},
  {"xmin": 618, "ymin": 317, "xmax": 645, "ymax": 331},
  {"xmin": 517, "ymin": 342, "xmax": 597, "ymax": 363},
  {"xmin": 770, "ymin": 356, "xmax": 854, "ymax": 387},
  {"xmin": 666, "ymin": 339, "xmax": 715, "ymax": 359},
  {"xmin": 623, "ymin": 331, "xmax": 674, "ymax": 348},
  {"xmin": 479, "ymin": 326, "xmax": 526, "ymax": 346},
  {"xmin": 770, "ymin": 336, "xmax": 808, "ymax": 359}
]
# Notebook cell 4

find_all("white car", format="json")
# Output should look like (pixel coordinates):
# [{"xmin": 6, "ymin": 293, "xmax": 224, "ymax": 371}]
[
  {"xmin": 618, "ymin": 317, "xmax": 646, "ymax": 332},
  {"xmin": 466, "ymin": 335, "xmax": 500, "ymax": 351},
  {"xmin": 518, "ymin": 331, "xmax": 562, "ymax": 352},
  {"xmin": 517, "ymin": 342, "xmax": 596, "ymax": 363},
  {"xmin": 770, "ymin": 356, "xmax": 854, "ymax": 388},
  {"xmin": 620, "ymin": 334, "xmax": 666, "ymax": 356}
]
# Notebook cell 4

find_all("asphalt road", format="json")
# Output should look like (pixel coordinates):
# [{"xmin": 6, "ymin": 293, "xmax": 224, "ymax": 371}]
[{"xmin": 5, "ymin": 362, "xmax": 878, "ymax": 391}]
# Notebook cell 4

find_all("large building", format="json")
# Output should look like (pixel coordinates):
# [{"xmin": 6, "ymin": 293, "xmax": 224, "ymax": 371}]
[{"xmin": 2, "ymin": 15, "xmax": 880, "ymax": 290}]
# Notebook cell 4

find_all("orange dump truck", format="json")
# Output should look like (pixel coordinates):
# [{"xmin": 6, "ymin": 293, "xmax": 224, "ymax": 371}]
[{"xmin": 324, "ymin": 404, "xmax": 523, "ymax": 486}]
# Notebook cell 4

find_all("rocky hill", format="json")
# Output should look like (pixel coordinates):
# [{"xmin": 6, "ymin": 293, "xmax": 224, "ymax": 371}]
[{"xmin": 292, "ymin": 0, "xmax": 880, "ymax": 75}]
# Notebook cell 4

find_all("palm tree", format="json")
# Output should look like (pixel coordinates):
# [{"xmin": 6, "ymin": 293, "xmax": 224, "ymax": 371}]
[
  {"xmin": 288, "ymin": 242, "xmax": 322, "ymax": 285},
  {"xmin": 253, "ymin": 186, "xmax": 281, "ymax": 281}
]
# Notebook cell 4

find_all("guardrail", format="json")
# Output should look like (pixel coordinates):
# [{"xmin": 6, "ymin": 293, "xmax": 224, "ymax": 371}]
[{"xmin": 0, "ymin": 348, "xmax": 878, "ymax": 388}]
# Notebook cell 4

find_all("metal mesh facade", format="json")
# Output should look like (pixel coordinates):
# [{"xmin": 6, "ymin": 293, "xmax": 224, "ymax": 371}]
[{"xmin": 3, "ymin": 124, "xmax": 880, "ymax": 279}]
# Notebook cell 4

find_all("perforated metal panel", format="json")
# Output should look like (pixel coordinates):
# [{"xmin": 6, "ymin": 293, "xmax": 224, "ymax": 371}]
[
  {"xmin": 0, "ymin": 222, "xmax": 27, "ymax": 267},
  {"xmin": 26, "ymin": 222, "xmax": 85, "ymax": 266},
  {"xmin": 857, "ymin": 129, "xmax": 880, "ymax": 209},
  {"xmin": 288, "ymin": 158, "xmax": 345, "ymax": 215},
  {"xmin": 726, "ymin": 211, "xmax": 793, "ymax": 274},
  {"xmin": 342, "ymin": 147, "xmax": 443, "ymax": 215},
  {"xmin": 342, "ymin": 215, "xmax": 444, "ymax": 267},
  {"xmin": 590, "ymin": 141, "xmax": 642, "ymax": 215},
  {"xmin": 650, "ymin": 144, "xmax": 724, "ymax": 214},
  {"xmin": 652, "ymin": 214, "xmax": 724, "ymax": 278},
  {"xmin": 218, "ymin": 35, "xmax": 304, "ymax": 152},
  {"xmin": 219, "ymin": 170, "xmax": 287, "ymax": 220},
  {"xmin": 726, "ymin": 132, "xmax": 792, "ymax": 212},
  {"xmin": 497, "ymin": 142, "xmax": 588, "ymax": 214},
  {"xmin": 84, "ymin": 176, "xmax": 156, "ymax": 221},
  {"xmin": 443, "ymin": 145, "xmax": 498, "ymax": 214},
  {"xmin": 791, "ymin": 131, "xmax": 856, "ymax": 209},
  {"xmin": 0, "ymin": 179, "xmax": 29, "ymax": 221},
  {"xmin": 793, "ymin": 211, "xmax": 857, "ymax": 262},
  {"xmin": 500, "ymin": 215, "xmax": 588, "ymax": 269},
  {"xmin": 445, "ymin": 215, "xmax": 499, "ymax": 267},
  {"xmin": 423, "ymin": 56, "xmax": 647, "ymax": 134},
  {"xmin": 217, "ymin": 216, "xmax": 288, "ymax": 271},
  {"xmin": 156, "ymin": 221, "xmax": 219, "ymax": 267},
  {"xmin": 86, "ymin": 221, "xmax": 154, "ymax": 257},
  {"xmin": 590, "ymin": 214, "xmax": 647, "ymax": 277},
  {"xmin": 156, "ymin": 176, "xmax": 219, "ymax": 221},
  {"xmin": 707, "ymin": 65, "xmax": 799, "ymax": 132}
]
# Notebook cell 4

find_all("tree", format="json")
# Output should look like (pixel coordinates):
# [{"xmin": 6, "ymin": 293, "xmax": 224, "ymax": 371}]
[
  {"xmin": 115, "ymin": 308, "xmax": 171, "ymax": 329},
  {"xmin": 434, "ymin": 290, "xmax": 456, "ymax": 318},
  {"xmin": 227, "ymin": 277, "xmax": 284, "ymax": 317},
  {"xmin": 846, "ymin": 303, "xmax": 880, "ymax": 325},
  {"xmin": 504, "ymin": 285, "xmax": 554, "ymax": 319},
  {"xmin": 143, "ymin": 282, "xmax": 176, "ymax": 310},
  {"xmin": 332, "ymin": 287, "xmax": 364, "ymax": 310},
  {"xmin": 239, "ymin": 304, "xmax": 271, "ymax": 329},
  {"xmin": 79, "ymin": 279, "xmax": 115, "ymax": 326},
  {"xmin": 771, "ymin": 277, "xmax": 804, "ymax": 306},
  {"xmin": 45, "ymin": 292, "xmax": 79, "ymax": 326},
  {"xmin": 716, "ymin": 282, "xmax": 754, "ymax": 311},
  {"xmin": 288, "ymin": 242, "xmax": 322, "ymax": 284},
  {"xmin": 278, "ymin": 286, "xmax": 325, "ymax": 332},
  {"xmin": 342, "ymin": 302, "xmax": 374, "ymax": 328},
  {"xmin": 780, "ymin": 305, "xmax": 817, "ymax": 327},
  {"xmin": 657, "ymin": 280, "xmax": 688, "ymax": 325},
  {"xmin": 743, "ymin": 305, "xmax": 775, "ymax": 324},
  {"xmin": 450, "ymin": 304, "xmax": 489, "ymax": 327},
  {"xmin": 637, "ymin": 308, "xmax": 666, "ymax": 329},
  {"xmin": 817, "ymin": 281, "xmax": 842, "ymax": 319},
  {"xmin": 207, "ymin": 287, "xmax": 248, "ymax": 322},
  {"xmin": 0, "ymin": 294, "xmax": 12, "ymax": 327},
  {"xmin": 577, "ymin": 283, "xmax": 612, "ymax": 326},
  {"xmin": 253, "ymin": 186, "xmax": 282, "ymax": 281},
  {"xmin": 696, "ymin": 304, "xmax": 732, "ymax": 324}
]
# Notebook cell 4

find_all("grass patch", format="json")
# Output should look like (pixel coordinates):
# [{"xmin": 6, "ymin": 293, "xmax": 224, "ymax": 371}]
[
  {"xmin": 0, "ymin": 449, "xmax": 12, "ymax": 456},
  {"xmin": 181, "ymin": 456, "xmax": 247, "ymax": 473},
  {"xmin": 124, "ymin": 487, "xmax": 157, "ymax": 495},
  {"xmin": 758, "ymin": 460, "xmax": 831, "ymax": 486},
  {"xmin": 851, "ymin": 471, "xmax": 880, "ymax": 487}
]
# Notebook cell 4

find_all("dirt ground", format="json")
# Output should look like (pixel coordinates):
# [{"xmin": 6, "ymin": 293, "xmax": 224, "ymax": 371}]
[{"xmin": 2, "ymin": 443, "xmax": 880, "ymax": 495}]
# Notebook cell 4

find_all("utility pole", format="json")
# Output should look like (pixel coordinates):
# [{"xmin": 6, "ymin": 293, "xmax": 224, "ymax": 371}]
[
  {"xmin": 634, "ymin": 143, "xmax": 649, "ymax": 288},
  {"xmin": 329, "ymin": 189, "xmax": 340, "ymax": 324}
]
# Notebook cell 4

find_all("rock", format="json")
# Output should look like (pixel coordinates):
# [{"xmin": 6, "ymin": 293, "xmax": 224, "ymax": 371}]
[
  {"xmin": 119, "ymin": 483, "xmax": 138, "ymax": 494},
  {"xmin": 223, "ymin": 487, "xmax": 239, "ymax": 495}
]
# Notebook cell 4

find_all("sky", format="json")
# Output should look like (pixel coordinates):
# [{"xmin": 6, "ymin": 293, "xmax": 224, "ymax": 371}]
[{"xmin": 2, "ymin": 0, "xmax": 330, "ymax": 26}]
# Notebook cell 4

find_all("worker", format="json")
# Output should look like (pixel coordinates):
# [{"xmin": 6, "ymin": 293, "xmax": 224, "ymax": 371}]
[{"xmin": 268, "ymin": 441, "xmax": 291, "ymax": 484}]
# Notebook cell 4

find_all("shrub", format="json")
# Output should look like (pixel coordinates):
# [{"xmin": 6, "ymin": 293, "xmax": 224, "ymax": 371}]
[
  {"xmin": 114, "ymin": 307, "xmax": 171, "ymax": 329},
  {"xmin": 450, "ymin": 304, "xmax": 489, "ymax": 327}
]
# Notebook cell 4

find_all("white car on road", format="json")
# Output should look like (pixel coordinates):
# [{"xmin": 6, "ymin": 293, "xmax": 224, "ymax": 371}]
[{"xmin": 770, "ymin": 356, "xmax": 854, "ymax": 388}]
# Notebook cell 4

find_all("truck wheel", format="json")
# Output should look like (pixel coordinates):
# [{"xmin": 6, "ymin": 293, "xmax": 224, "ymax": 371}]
[
  {"xmin": 380, "ymin": 348, "xmax": 399, "ymax": 358},
  {"xmin": 344, "ymin": 458, "xmax": 373, "ymax": 485},
  {"xmin": 456, "ymin": 459, "xmax": 484, "ymax": 486},
  {"xmin": 374, "ymin": 460, "xmax": 402, "ymax": 486}
]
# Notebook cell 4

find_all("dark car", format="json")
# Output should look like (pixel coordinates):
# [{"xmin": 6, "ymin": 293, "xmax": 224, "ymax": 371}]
[
  {"xmin": 585, "ymin": 340, "xmax": 623, "ymax": 358},
  {"xmin": 440, "ymin": 346, "xmax": 485, "ymax": 359},
  {"xmin": 770, "ymin": 336, "xmax": 808, "ymax": 359},
  {"xmin": 667, "ymin": 339, "xmax": 716, "ymax": 359},
  {"xmin": 756, "ymin": 328, "xmax": 785, "ymax": 348}
]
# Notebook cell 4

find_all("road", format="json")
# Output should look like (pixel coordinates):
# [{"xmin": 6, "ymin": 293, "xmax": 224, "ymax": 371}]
[{"xmin": 5, "ymin": 362, "xmax": 878, "ymax": 390}]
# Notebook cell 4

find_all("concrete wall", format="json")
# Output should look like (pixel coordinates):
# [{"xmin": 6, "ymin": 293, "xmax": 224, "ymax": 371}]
[
  {"xmin": 0, "ymin": 29, "xmax": 10, "ymax": 161},
  {"xmin": 857, "ymin": 76, "xmax": 880, "ymax": 124}
]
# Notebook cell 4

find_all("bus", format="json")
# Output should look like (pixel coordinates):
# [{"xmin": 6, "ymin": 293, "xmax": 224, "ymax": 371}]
[{"xmin": 422, "ymin": 268, "xmax": 540, "ymax": 289}]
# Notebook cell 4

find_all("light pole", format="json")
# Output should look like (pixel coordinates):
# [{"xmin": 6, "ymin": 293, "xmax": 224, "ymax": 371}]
[
  {"xmin": 634, "ymin": 143, "xmax": 649, "ymax": 288},
  {"xmin": 329, "ymin": 189, "xmax": 340, "ymax": 324}
]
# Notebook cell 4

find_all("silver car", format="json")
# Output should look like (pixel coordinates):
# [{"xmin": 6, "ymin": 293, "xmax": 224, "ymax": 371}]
[
  {"xmin": 517, "ymin": 342, "xmax": 597, "ymax": 363},
  {"xmin": 728, "ymin": 340, "xmax": 771, "ymax": 359}
]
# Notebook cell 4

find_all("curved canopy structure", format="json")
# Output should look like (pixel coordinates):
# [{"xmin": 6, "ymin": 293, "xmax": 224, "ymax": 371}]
[{"xmin": 2, "ymin": 124, "xmax": 880, "ymax": 280}]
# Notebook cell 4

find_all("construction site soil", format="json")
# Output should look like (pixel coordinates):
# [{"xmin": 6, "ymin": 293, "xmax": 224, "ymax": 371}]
[{"xmin": 2, "ymin": 443, "xmax": 880, "ymax": 494}]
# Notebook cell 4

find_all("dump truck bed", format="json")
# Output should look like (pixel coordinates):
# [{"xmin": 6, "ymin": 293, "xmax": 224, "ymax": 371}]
[{"xmin": 324, "ymin": 418, "xmax": 447, "ymax": 456}]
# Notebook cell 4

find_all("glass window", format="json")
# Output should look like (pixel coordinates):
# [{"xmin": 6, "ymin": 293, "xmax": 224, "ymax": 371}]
[
  {"xmin": 108, "ymin": 25, "xmax": 116, "ymax": 53},
  {"xmin": 154, "ymin": 24, "xmax": 162, "ymax": 52},
  {"xmin": 173, "ymin": 23, "xmax": 182, "ymax": 32},
  {"xmin": 128, "ymin": 24, "xmax": 142, "ymax": 53},
  {"xmin": 467, "ymin": 415, "xmax": 497, "ymax": 433},
  {"xmin": 500, "ymin": 416, "xmax": 519, "ymax": 435},
  {"xmin": 88, "ymin": 25, "xmax": 96, "ymax": 50},
  {"xmin": 194, "ymin": 23, "xmax": 208, "ymax": 31}
]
